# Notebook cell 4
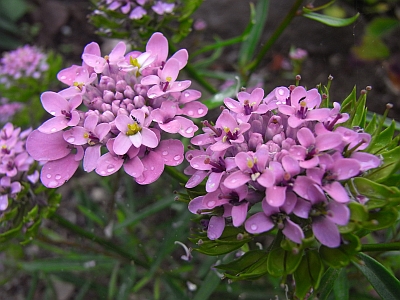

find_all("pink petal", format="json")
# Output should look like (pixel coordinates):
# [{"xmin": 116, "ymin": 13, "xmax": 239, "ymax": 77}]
[
  {"xmin": 312, "ymin": 217, "xmax": 341, "ymax": 248},
  {"xmin": 283, "ymin": 219, "xmax": 304, "ymax": 244},
  {"xmin": 124, "ymin": 156, "xmax": 144, "ymax": 178},
  {"xmin": 323, "ymin": 181, "xmax": 349, "ymax": 203},
  {"xmin": 135, "ymin": 151, "xmax": 164, "ymax": 184},
  {"xmin": 232, "ymin": 202, "xmax": 249, "ymax": 227},
  {"xmin": 26, "ymin": 130, "xmax": 71, "ymax": 161},
  {"xmin": 207, "ymin": 216, "xmax": 225, "ymax": 240},
  {"xmin": 185, "ymin": 170, "xmax": 208, "ymax": 188},
  {"xmin": 41, "ymin": 91, "xmax": 69, "ymax": 115},
  {"xmin": 266, "ymin": 186, "xmax": 287, "ymax": 207},
  {"xmin": 114, "ymin": 133, "xmax": 133, "ymax": 155},
  {"xmin": 146, "ymin": 32, "xmax": 168, "ymax": 63},
  {"xmin": 206, "ymin": 172, "xmax": 224, "ymax": 192},
  {"xmin": 95, "ymin": 153, "xmax": 124, "ymax": 176},
  {"xmin": 188, "ymin": 196, "xmax": 205, "ymax": 214},
  {"xmin": 140, "ymin": 127, "xmax": 159, "ymax": 148},
  {"xmin": 40, "ymin": 153, "xmax": 80, "ymax": 188},
  {"xmin": 245, "ymin": 212, "xmax": 274, "ymax": 234},
  {"xmin": 224, "ymin": 171, "xmax": 250, "ymax": 189},
  {"xmin": 154, "ymin": 139, "xmax": 184, "ymax": 167},
  {"xmin": 83, "ymin": 145, "xmax": 101, "ymax": 172}
]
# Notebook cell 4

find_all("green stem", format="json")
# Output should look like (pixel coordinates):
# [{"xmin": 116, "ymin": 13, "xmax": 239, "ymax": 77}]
[
  {"xmin": 245, "ymin": 0, "xmax": 303, "ymax": 75},
  {"xmin": 51, "ymin": 213, "xmax": 149, "ymax": 269},
  {"xmin": 361, "ymin": 242, "xmax": 400, "ymax": 252},
  {"xmin": 164, "ymin": 166, "xmax": 188, "ymax": 184}
]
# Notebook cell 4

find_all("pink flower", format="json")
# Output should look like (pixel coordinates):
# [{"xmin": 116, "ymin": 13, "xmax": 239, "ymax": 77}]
[
  {"xmin": 38, "ymin": 92, "xmax": 82, "ymax": 134},
  {"xmin": 114, "ymin": 109, "xmax": 159, "ymax": 155}
]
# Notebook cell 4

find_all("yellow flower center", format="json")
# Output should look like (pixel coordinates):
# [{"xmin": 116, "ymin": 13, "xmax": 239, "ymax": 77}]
[{"xmin": 126, "ymin": 123, "xmax": 142, "ymax": 136}]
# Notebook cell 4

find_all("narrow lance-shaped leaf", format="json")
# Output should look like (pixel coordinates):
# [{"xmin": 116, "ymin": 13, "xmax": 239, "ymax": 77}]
[
  {"xmin": 354, "ymin": 252, "xmax": 400, "ymax": 300},
  {"xmin": 302, "ymin": 11, "xmax": 360, "ymax": 27}
]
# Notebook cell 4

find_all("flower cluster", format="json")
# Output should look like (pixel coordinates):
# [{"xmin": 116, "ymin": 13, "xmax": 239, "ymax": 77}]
[
  {"xmin": 1, "ymin": 123, "xmax": 38, "ymax": 211},
  {"xmin": 0, "ymin": 45, "xmax": 49, "ymax": 88},
  {"xmin": 97, "ymin": 0, "xmax": 175, "ymax": 19},
  {"xmin": 0, "ymin": 98, "xmax": 23, "ymax": 124},
  {"xmin": 186, "ymin": 85, "xmax": 381, "ymax": 248},
  {"xmin": 26, "ymin": 32, "xmax": 206, "ymax": 188}
]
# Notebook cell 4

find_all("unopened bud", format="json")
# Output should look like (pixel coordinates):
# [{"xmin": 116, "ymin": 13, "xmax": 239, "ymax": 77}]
[{"xmin": 328, "ymin": 74, "xmax": 334, "ymax": 81}]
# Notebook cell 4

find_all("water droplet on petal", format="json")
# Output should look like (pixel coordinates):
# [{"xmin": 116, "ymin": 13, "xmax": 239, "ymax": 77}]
[
  {"xmin": 46, "ymin": 174, "xmax": 52, "ymax": 179},
  {"xmin": 67, "ymin": 137, "xmax": 75, "ymax": 143},
  {"xmin": 48, "ymin": 181, "xmax": 58, "ymax": 188},
  {"xmin": 231, "ymin": 179, "xmax": 237, "ymax": 183},
  {"xmin": 207, "ymin": 200, "xmax": 216, "ymax": 208},
  {"xmin": 174, "ymin": 155, "xmax": 181, "ymax": 161},
  {"xmin": 150, "ymin": 166, "xmax": 155, "ymax": 170},
  {"xmin": 251, "ymin": 224, "xmax": 258, "ymax": 231},
  {"xmin": 51, "ymin": 128, "xmax": 57, "ymax": 132},
  {"xmin": 100, "ymin": 171, "xmax": 106, "ymax": 175},
  {"xmin": 149, "ymin": 94, "xmax": 157, "ymax": 99},
  {"xmin": 50, "ymin": 111, "xmax": 56, "ymax": 115},
  {"xmin": 178, "ymin": 83, "xmax": 182, "ymax": 87},
  {"xmin": 60, "ymin": 76, "xmax": 66, "ymax": 80},
  {"xmin": 186, "ymin": 127, "xmax": 194, "ymax": 134},
  {"xmin": 192, "ymin": 164, "xmax": 199, "ymax": 168},
  {"xmin": 187, "ymin": 110, "xmax": 194, "ymax": 116},
  {"xmin": 184, "ymin": 92, "xmax": 190, "ymax": 97},
  {"xmin": 55, "ymin": 174, "xmax": 62, "ymax": 180},
  {"xmin": 162, "ymin": 151, "xmax": 168, "ymax": 156},
  {"xmin": 197, "ymin": 108, "xmax": 204, "ymax": 115},
  {"xmin": 107, "ymin": 164, "xmax": 115, "ymax": 173}
]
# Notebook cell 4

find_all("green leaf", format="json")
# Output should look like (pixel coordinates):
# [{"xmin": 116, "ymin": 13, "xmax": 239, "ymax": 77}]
[
  {"xmin": 333, "ymin": 268, "xmax": 349, "ymax": 300},
  {"xmin": 366, "ymin": 17, "xmax": 400, "ymax": 37},
  {"xmin": 350, "ymin": 177, "xmax": 400, "ymax": 209},
  {"xmin": 202, "ymin": 77, "xmax": 240, "ymax": 110},
  {"xmin": 367, "ymin": 120, "xmax": 395, "ymax": 153},
  {"xmin": 354, "ymin": 252, "xmax": 400, "ymax": 300},
  {"xmin": 319, "ymin": 234, "xmax": 361, "ymax": 268},
  {"xmin": 340, "ymin": 86, "xmax": 357, "ymax": 114},
  {"xmin": 294, "ymin": 250, "xmax": 324, "ymax": 299},
  {"xmin": 239, "ymin": 0, "xmax": 269, "ymax": 67},
  {"xmin": 192, "ymin": 226, "xmax": 251, "ymax": 256},
  {"xmin": 302, "ymin": 11, "xmax": 360, "ymax": 27},
  {"xmin": 0, "ymin": 0, "xmax": 28, "ymax": 21},
  {"xmin": 216, "ymin": 250, "xmax": 269, "ymax": 280},
  {"xmin": 351, "ymin": 92, "xmax": 367, "ymax": 128},
  {"xmin": 352, "ymin": 35, "xmax": 390, "ymax": 60},
  {"xmin": 192, "ymin": 268, "xmax": 221, "ymax": 300},
  {"xmin": 362, "ymin": 207, "xmax": 398, "ymax": 231},
  {"xmin": 314, "ymin": 268, "xmax": 341, "ymax": 300},
  {"xmin": 267, "ymin": 247, "xmax": 304, "ymax": 277}
]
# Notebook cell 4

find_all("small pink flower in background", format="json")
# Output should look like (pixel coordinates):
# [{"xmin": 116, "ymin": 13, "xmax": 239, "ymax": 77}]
[
  {"xmin": 0, "ymin": 45, "xmax": 48, "ymax": 87},
  {"xmin": 0, "ymin": 98, "xmax": 23, "ymax": 124},
  {"xmin": 1, "ymin": 123, "xmax": 37, "ymax": 211}
]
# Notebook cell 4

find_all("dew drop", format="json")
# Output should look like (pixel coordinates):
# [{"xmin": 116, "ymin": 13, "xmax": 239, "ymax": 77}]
[
  {"xmin": 178, "ymin": 83, "xmax": 182, "ymax": 87},
  {"xmin": 162, "ymin": 151, "xmax": 168, "ymax": 156},
  {"xmin": 184, "ymin": 92, "xmax": 190, "ymax": 97},
  {"xmin": 50, "ymin": 111, "xmax": 56, "ymax": 116},
  {"xmin": 278, "ymin": 88, "xmax": 284, "ymax": 96},
  {"xmin": 192, "ymin": 164, "xmax": 199, "ymax": 168},
  {"xmin": 47, "ymin": 181, "xmax": 58, "ymax": 188},
  {"xmin": 186, "ymin": 127, "xmax": 194, "ymax": 134},
  {"xmin": 187, "ymin": 110, "xmax": 194, "ymax": 116},
  {"xmin": 60, "ymin": 76, "xmax": 66, "ymax": 80},
  {"xmin": 67, "ymin": 137, "xmax": 75, "ymax": 143},
  {"xmin": 107, "ymin": 164, "xmax": 115, "ymax": 173},
  {"xmin": 100, "ymin": 171, "xmax": 106, "ymax": 175},
  {"xmin": 55, "ymin": 174, "xmax": 62, "ymax": 180},
  {"xmin": 231, "ymin": 179, "xmax": 237, "ymax": 183},
  {"xmin": 46, "ymin": 174, "xmax": 52, "ymax": 179},
  {"xmin": 150, "ymin": 166, "xmax": 155, "ymax": 170},
  {"xmin": 149, "ymin": 94, "xmax": 157, "ymax": 98},
  {"xmin": 174, "ymin": 155, "xmax": 181, "ymax": 161},
  {"xmin": 197, "ymin": 108, "xmax": 204, "ymax": 115},
  {"xmin": 51, "ymin": 128, "xmax": 57, "ymax": 132},
  {"xmin": 207, "ymin": 200, "xmax": 216, "ymax": 208},
  {"xmin": 251, "ymin": 224, "xmax": 258, "ymax": 231}
]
